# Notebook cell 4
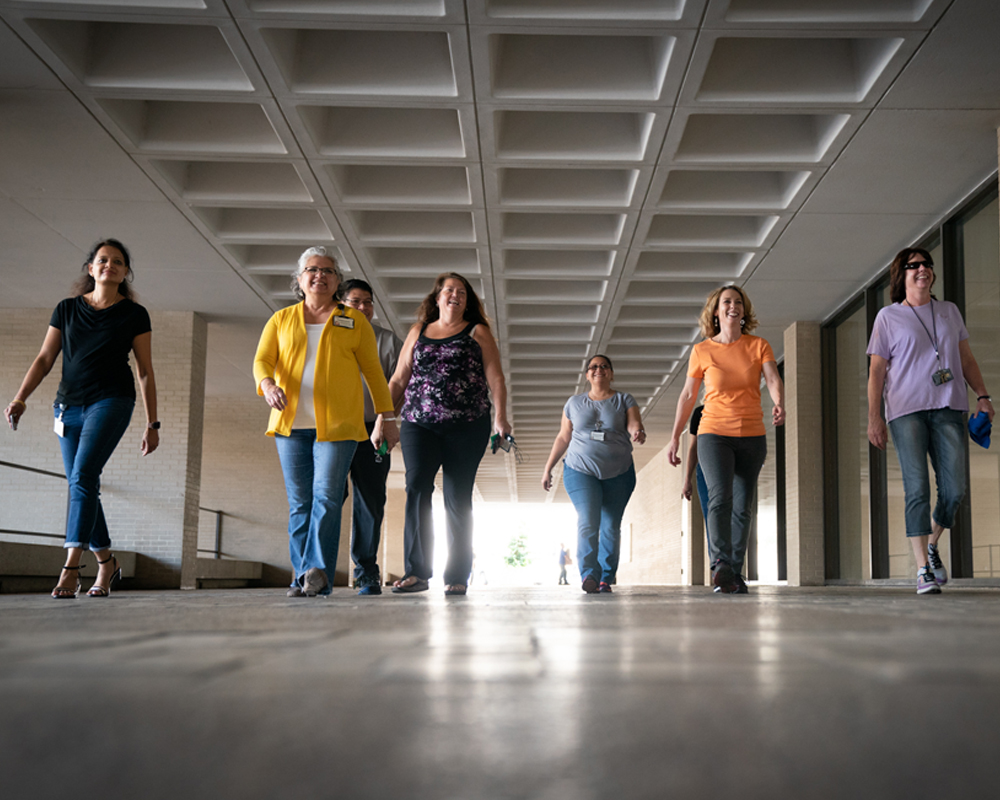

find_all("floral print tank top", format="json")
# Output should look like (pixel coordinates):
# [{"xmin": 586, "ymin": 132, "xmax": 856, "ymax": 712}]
[{"xmin": 402, "ymin": 322, "xmax": 491, "ymax": 424}]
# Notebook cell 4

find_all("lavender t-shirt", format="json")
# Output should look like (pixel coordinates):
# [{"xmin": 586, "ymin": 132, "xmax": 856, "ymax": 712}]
[{"xmin": 866, "ymin": 300, "xmax": 969, "ymax": 422}]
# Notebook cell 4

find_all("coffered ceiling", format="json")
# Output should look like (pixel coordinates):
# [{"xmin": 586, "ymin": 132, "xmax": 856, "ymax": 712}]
[{"xmin": 1, "ymin": 0, "xmax": 999, "ymax": 503}]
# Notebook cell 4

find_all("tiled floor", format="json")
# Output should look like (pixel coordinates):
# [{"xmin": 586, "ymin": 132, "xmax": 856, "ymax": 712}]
[{"xmin": 2, "ymin": 585, "xmax": 998, "ymax": 799}]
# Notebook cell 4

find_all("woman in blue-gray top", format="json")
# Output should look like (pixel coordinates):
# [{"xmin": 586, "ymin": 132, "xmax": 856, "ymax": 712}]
[{"xmin": 542, "ymin": 354, "xmax": 646, "ymax": 593}]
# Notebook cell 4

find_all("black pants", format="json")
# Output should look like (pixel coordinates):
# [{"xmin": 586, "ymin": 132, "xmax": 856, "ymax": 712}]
[
  {"xmin": 400, "ymin": 416, "xmax": 491, "ymax": 585},
  {"xmin": 697, "ymin": 434, "xmax": 766, "ymax": 574},
  {"xmin": 348, "ymin": 421, "xmax": 392, "ymax": 582}
]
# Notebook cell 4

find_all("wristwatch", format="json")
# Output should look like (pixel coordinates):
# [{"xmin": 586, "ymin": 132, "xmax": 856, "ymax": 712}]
[{"xmin": 148, "ymin": 421, "xmax": 161, "ymax": 430}]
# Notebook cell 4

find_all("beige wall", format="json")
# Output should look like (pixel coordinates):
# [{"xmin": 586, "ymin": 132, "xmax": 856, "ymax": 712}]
[{"xmin": 0, "ymin": 309, "xmax": 206, "ymax": 588}]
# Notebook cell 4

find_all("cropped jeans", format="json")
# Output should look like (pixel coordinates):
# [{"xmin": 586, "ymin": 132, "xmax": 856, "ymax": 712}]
[
  {"xmin": 888, "ymin": 408, "xmax": 966, "ymax": 537},
  {"xmin": 275, "ymin": 430, "xmax": 357, "ymax": 593},
  {"xmin": 55, "ymin": 397, "xmax": 134, "ymax": 551},
  {"xmin": 562, "ymin": 463, "xmax": 636, "ymax": 585},
  {"xmin": 697, "ymin": 433, "xmax": 767, "ymax": 574}
]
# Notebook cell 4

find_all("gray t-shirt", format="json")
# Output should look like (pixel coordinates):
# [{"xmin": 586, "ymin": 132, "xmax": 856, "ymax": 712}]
[
  {"xmin": 563, "ymin": 391, "xmax": 638, "ymax": 480},
  {"xmin": 362, "ymin": 323, "xmax": 404, "ymax": 422}
]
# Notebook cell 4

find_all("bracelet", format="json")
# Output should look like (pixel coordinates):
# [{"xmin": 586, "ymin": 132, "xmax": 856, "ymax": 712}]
[
  {"xmin": 381, "ymin": 415, "xmax": 396, "ymax": 422},
  {"xmin": 10, "ymin": 399, "xmax": 25, "ymax": 408},
  {"xmin": 979, "ymin": 396, "xmax": 992, "ymax": 402}
]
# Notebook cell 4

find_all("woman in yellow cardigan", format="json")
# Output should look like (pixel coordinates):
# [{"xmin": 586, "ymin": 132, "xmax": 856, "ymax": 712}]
[{"xmin": 254, "ymin": 246, "xmax": 399, "ymax": 597}]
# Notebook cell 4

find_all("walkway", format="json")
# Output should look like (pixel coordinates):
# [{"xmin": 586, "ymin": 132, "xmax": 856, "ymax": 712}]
[{"xmin": 2, "ymin": 585, "xmax": 997, "ymax": 799}]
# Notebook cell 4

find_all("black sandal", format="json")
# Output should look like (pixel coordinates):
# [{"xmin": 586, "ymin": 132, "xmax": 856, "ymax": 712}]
[
  {"xmin": 52, "ymin": 565, "xmax": 82, "ymax": 599},
  {"xmin": 391, "ymin": 576, "xmax": 429, "ymax": 594},
  {"xmin": 87, "ymin": 555, "xmax": 121, "ymax": 598}
]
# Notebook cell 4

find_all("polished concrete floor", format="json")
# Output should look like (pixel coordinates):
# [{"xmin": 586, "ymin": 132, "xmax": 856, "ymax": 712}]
[{"xmin": 2, "ymin": 584, "xmax": 999, "ymax": 799}]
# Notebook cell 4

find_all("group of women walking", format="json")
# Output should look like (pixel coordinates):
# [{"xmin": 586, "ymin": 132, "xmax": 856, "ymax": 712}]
[{"xmin": 3, "ymin": 241, "xmax": 992, "ymax": 598}]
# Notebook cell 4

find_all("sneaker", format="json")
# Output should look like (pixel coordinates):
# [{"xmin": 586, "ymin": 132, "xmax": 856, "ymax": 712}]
[
  {"xmin": 928, "ymin": 543, "xmax": 948, "ymax": 586},
  {"xmin": 711, "ymin": 559, "xmax": 738, "ymax": 594},
  {"xmin": 917, "ymin": 567, "xmax": 942, "ymax": 595},
  {"xmin": 303, "ymin": 567, "xmax": 328, "ymax": 597},
  {"xmin": 599, "ymin": 582, "xmax": 613, "ymax": 593},
  {"xmin": 286, "ymin": 585, "xmax": 305, "ymax": 598},
  {"xmin": 581, "ymin": 575, "xmax": 600, "ymax": 594},
  {"xmin": 356, "ymin": 575, "xmax": 382, "ymax": 596},
  {"xmin": 733, "ymin": 574, "xmax": 749, "ymax": 594}
]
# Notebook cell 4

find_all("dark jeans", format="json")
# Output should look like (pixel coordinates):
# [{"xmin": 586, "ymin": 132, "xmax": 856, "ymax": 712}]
[
  {"xmin": 348, "ymin": 421, "xmax": 391, "ymax": 581},
  {"xmin": 696, "ymin": 462, "xmax": 712, "ymax": 561},
  {"xmin": 697, "ymin": 434, "xmax": 767, "ymax": 574},
  {"xmin": 400, "ymin": 416, "xmax": 491, "ymax": 585},
  {"xmin": 55, "ymin": 397, "xmax": 134, "ymax": 551}
]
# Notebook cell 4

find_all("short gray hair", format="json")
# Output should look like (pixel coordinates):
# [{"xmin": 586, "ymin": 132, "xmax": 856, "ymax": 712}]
[{"xmin": 291, "ymin": 246, "xmax": 342, "ymax": 301}]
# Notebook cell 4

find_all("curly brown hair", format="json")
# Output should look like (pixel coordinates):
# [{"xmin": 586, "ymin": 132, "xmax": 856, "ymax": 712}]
[
  {"xmin": 698, "ymin": 285, "xmax": 758, "ymax": 338},
  {"xmin": 888, "ymin": 247, "xmax": 935, "ymax": 304},
  {"xmin": 415, "ymin": 273, "xmax": 490, "ymax": 328}
]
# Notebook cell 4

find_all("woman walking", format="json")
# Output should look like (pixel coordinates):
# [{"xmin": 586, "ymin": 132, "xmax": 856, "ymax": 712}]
[{"xmin": 4, "ymin": 239, "xmax": 159, "ymax": 598}]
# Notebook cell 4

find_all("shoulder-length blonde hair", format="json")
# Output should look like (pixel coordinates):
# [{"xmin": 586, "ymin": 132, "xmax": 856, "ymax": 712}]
[{"xmin": 698, "ymin": 285, "xmax": 759, "ymax": 338}]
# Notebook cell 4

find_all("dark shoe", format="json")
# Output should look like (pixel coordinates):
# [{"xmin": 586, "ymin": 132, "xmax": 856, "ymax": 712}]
[
  {"xmin": 444, "ymin": 584, "xmax": 467, "ymax": 596},
  {"xmin": 581, "ymin": 575, "xmax": 599, "ymax": 594},
  {"xmin": 356, "ymin": 574, "xmax": 382, "ymax": 596},
  {"xmin": 391, "ymin": 576, "xmax": 429, "ymax": 594},
  {"xmin": 733, "ymin": 574, "xmax": 749, "ymax": 594},
  {"xmin": 286, "ymin": 585, "xmax": 305, "ymax": 597},
  {"xmin": 599, "ymin": 582, "xmax": 613, "ymax": 594},
  {"xmin": 711, "ymin": 559, "xmax": 738, "ymax": 594},
  {"xmin": 52, "ymin": 565, "xmax": 82, "ymax": 599},
  {"xmin": 302, "ymin": 567, "xmax": 328, "ymax": 597},
  {"xmin": 87, "ymin": 555, "xmax": 121, "ymax": 597}
]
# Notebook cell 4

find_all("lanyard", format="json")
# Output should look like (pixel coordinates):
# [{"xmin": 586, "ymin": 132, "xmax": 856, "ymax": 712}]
[{"xmin": 906, "ymin": 298, "xmax": 939, "ymax": 362}]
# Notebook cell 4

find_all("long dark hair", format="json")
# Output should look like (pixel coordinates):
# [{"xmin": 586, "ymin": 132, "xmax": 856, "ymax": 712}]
[
  {"xmin": 888, "ymin": 247, "xmax": 935, "ymax": 304},
  {"xmin": 415, "ymin": 273, "xmax": 490, "ymax": 328},
  {"xmin": 71, "ymin": 238, "xmax": 134, "ymax": 300}
]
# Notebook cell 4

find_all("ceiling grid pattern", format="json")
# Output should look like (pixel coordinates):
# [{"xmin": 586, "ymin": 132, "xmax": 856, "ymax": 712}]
[{"xmin": 0, "ymin": 0, "xmax": 958, "ymax": 502}]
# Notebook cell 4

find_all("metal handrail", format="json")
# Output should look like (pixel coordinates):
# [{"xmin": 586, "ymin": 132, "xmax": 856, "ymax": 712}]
[
  {"xmin": 198, "ymin": 507, "xmax": 224, "ymax": 559},
  {"xmin": 0, "ymin": 460, "xmax": 65, "ymax": 480}
]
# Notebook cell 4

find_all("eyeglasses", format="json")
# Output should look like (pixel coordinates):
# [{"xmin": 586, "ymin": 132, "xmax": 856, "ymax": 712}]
[
  {"xmin": 905, "ymin": 260, "xmax": 933, "ymax": 270},
  {"xmin": 588, "ymin": 364, "xmax": 611, "ymax": 372},
  {"xmin": 303, "ymin": 267, "xmax": 337, "ymax": 276}
]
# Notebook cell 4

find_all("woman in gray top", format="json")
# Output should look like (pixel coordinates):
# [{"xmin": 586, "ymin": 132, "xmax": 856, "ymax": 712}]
[{"xmin": 542, "ymin": 355, "xmax": 646, "ymax": 593}]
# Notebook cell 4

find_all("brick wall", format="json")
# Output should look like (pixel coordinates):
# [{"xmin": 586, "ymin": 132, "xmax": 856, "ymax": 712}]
[{"xmin": 0, "ymin": 309, "xmax": 206, "ymax": 588}]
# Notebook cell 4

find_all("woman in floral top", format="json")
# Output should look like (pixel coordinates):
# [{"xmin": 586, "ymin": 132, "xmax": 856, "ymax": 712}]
[{"xmin": 386, "ymin": 273, "xmax": 510, "ymax": 595}]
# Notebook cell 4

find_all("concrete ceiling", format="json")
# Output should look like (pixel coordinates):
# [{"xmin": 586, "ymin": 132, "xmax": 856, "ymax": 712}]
[{"xmin": 1, "ymin": 0, "xmax": 999, "ymax": 503}]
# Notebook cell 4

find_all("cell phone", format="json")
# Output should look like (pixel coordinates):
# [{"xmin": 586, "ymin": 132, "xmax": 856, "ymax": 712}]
[
  {"xmin": 490, "ymin": 433, "xmax": 514, "ymax": 454},
  {"xmin": 376, "ymin": 441, "xmax": 388, "ymax": 456}
]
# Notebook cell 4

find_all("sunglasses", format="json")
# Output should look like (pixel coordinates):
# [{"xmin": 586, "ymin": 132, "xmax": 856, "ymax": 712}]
[{"xmin": 905, "ymin": 260, "xmax": 934, "ymax": 269}]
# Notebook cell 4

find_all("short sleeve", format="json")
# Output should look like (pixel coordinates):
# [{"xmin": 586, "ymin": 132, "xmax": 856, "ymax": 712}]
[
  {"xmin": 950, "ymin": 302, "xmax": 970, "ymax": 342},
  {"xmin": 867, "ymin": 308, "xmax": 891, "ymax": 359},
  {"xmin": 687, "ymin": 344, "xmax": 705, "ymax": 379},
  {"xmin": 131, "ymin": 303, "xmax": 152, "ymax": 339},
  {"xmin": 620, "ymin": 392, "xmax": 638, "ymax": 411},
  {"xmin": 49, "ymin": 299, "xmax": 68, "ymax": 330},
  {"xmin": 760, "ymin": 337, "xmax": 775, "ymax": 365}
]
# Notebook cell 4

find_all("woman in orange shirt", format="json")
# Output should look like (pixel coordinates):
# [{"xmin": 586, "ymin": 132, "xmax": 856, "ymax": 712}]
[{"xmin": 667, "ymin": 286, "xmax": 785, "ymax": 594}]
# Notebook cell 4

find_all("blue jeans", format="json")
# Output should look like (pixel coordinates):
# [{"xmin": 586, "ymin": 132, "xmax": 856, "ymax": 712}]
[
  {"xmin": 275, "ymin": 431, "xmax": 357, "ymax": 593},
  {"xmin": 562, "ymin": 463, "xmax": 636, "ymax": 584},
  {"xmin": 55, "ymin": 397, "xmax": 134, "ymax": 551},
  {"xmin": 697, "ymin": 434, "xmax": 766, "ymax": 573},
  {"xmin": 888, "ymin": 408, "xmax": 967, "ymax": 537}
]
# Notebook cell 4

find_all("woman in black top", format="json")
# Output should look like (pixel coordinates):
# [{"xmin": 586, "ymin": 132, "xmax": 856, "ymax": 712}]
[{"xmin": 4, "ymin": 239, "xmax": 159, "ymax": 598}]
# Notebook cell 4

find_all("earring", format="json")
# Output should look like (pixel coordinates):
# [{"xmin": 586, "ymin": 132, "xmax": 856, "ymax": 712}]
[
  {"xmin": 713, "ymin": 315, "xmax": 719, "ymax": 330},
  {"xmin": 740, "ymin": 318, "xmax": 746, "ymax": 328}
]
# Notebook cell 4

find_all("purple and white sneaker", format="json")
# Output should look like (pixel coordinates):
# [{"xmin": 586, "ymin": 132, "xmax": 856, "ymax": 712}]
[
  {"xmin": 917, "ymin": 567, "xmax": 942, "ymax": 595},
  {"xmin": 928, "ymin": 543, "xmax": 948, "ymax": 586}
]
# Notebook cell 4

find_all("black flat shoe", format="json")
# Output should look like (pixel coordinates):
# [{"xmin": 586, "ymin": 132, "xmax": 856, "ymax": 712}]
[{"xmin": 391, "ymin": 576, "xmax": 429, "ymax": 593}]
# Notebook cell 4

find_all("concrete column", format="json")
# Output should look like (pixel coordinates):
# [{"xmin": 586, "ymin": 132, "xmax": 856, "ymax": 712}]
[{"xmin": 784, "ymin": 321, "xmax": 825, "ymax": 585}]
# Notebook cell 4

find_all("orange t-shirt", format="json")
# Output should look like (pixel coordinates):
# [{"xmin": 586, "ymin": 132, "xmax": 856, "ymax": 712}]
[{"xmin": 687, "ymin": 335, "xmax": 775, "ymax": 438}]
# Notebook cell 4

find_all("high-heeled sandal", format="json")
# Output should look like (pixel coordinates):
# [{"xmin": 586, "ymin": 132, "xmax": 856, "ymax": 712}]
[
  {"xmin": 87, "ymin": 555, "xmax": 121, "ymax": 598},
  {"xmin": 51, "ymin": 565, "xmax": 82, "ymax": 599}
]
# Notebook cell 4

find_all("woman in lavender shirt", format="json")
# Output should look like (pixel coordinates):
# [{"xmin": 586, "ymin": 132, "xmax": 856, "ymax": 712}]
[
  {"xmin": 867, "ymin": 247, "xmax": 993, "ymax": 594},
  {"xmin": 387, "ymin": 274, "xmax": 510, "ymax": 596}
]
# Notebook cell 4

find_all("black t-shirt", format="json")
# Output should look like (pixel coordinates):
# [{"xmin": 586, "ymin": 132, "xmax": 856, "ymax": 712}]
[
  {"xmin": 50, "ymin": 296, "xmax": 152, "ymax": 406},
  {"xmin": 689, "ymin": 404, "xmax": 704, "ymax": 436}
]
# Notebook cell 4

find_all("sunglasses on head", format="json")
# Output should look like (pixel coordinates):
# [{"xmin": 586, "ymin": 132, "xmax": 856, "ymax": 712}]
[{"xmin": 905, "ymin": 260, "xmax": 933, "ymax": 269}]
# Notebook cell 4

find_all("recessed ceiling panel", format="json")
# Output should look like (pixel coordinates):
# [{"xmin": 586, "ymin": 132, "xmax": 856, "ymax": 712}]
[
  {"xmin": 262, "ymin": 28, "xmax": 456, "ymax": 96},
  {"xmin": 499, "ymin": 168, "xmax": 638, "ymax": 207},
  {"xmin": 645, "ymin": 214, "xmax": 778, "ymax": 247},
  {"xmin": 723, "ymin": 0, "xmax": 935, "ymax": 24},
  {"xmin": 658, "ymin": 170, "xmax": 809, "ymax": 210},
  {"xmin": 507, "ymin": 323, "xmax": 595, "ymax": 342},
  {"xmin": 98, "ymin": 99, "xmax": 285, "ymax": 153},
  {"xmin": 507, "ymin": 304, "xmax": 600, "ymax": 323},
  {"xmin": 249, "ymin": 0, "xmax": 446, "ymax": 15},
  {"xmin": 351, "ymin": 210, "xmax": 475, "ymax": 242},
  {"xmin": 623, "ymin": 280, "xmax": 726, "ymax": 303},
  {"xmin": 193, "ymin": 207, "xmax": 331, "ymax": 239},
  {"xmin": 503, "ymin": 249, "xmax": 614, "ymax": 276},
  {"xmin": 484, "ymin": 0, "xmax": 685, "ymax": 22},
  {"xmin": 502, "ymin": 212, "xmax": 625, "ymax": 245},
  {"xmin": 675, "ymin": 113, "xmax": 850, "ymax": 163},
  {"xmin": 151, "ymin": 160, "xmax": 312, "ymax": 202},
  {"xmin": 494, "ymin": 110, "xmax": 654, "ymax": 160},
  {"xmin": 384, "ymin": 275, "xmax": 483, "ymax": 298},
  {"xmin": 366, "ymin": 247, "xmax": 480, "ymax": 273},
  {"xmin": 327, "ymin": 164, "xmax": 470, "ymax": 204},
  {"xmin": 490, "ymin": 33, "xmax": 673, "ymax": 101},
  {"xmin": 698, "ymin": 36, "xmax": 902, "ymax": 103},
  {"xmin": 505, "ymin": 279, "xmax": 606, "ymax": 302},
  {"xmin": 508, "ymin": 342, "xmax": 589, "ymax": 359},
  {"xmin": 633, "ymin": 251, "xmax": 752, "ymax": 279},
  {"xmin": 228, "ymin": 243, "xmax": 342, "ymax": 272},
  {"xmin": 298, "ymin": 106, "xmax": 464, "ymax": 157},
  {"xmin": 26, "ymin": 19, "xmax": 253, "ymax": 91}
]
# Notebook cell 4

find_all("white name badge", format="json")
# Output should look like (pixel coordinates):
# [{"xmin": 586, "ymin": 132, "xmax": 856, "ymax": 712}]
[
  {"xmin": 590, "ymin": 430, "xmax": 605, "ymax": 442},
  {"xmin": 54, "ymin": 416, "xmax": 65, "ymax": 437},
  {"xmin": 332, "ymin": 316, "xmax": 355, "ymax": 329}
]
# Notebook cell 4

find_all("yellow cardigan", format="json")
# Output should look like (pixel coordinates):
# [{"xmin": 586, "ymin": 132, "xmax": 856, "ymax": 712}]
[{"xmin": 253, "ymin": 303, "xmax": 394, "ymax": 441}]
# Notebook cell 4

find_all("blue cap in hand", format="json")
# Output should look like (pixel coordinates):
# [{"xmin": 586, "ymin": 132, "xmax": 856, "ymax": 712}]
[{"xmin": 969, "ymin": 411, "xmax": 991, "ymax": 449}]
